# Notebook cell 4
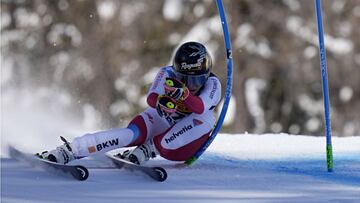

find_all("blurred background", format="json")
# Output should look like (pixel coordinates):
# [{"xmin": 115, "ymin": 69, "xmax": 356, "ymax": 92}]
[{"xmin": 1, "ymin": 0, "xmax": 359, "ymax": 137}]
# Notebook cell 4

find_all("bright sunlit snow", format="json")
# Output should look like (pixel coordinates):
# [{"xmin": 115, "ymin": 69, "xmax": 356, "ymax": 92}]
[{"xmin": 1, "ymin": 133, "xmax": 360, "ymax": 203}]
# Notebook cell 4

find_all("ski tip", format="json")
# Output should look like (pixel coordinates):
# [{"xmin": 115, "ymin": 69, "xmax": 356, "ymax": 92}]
[
  {"xmin": 7, "ymin": 144, "xmax": 16, "ymax": 152},
  {"xmin": 7, "ymin": 145, "xmax": 21, "ymax": 159}
]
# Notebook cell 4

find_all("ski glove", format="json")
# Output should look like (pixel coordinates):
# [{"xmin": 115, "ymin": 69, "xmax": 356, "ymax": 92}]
[
  {"xmin": 156, "ymin": 95, "xmax": 177, "ymax": 117},
  {"xmin": 164, "ymin": 77, "xmax": 189, "ymax": 101}
]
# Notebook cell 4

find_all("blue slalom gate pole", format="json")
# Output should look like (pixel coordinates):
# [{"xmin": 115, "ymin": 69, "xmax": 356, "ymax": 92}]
[
  {"xmin": 186, "ymin": 0, "xmax": 233, "ymax": 165},
  {"xmin": 315, "ymin": 0, "xmax": 333, "ymax": 172}
]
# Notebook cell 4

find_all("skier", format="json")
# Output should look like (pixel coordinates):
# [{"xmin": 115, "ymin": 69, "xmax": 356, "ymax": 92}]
[{"xmin": 38, "ymin": 41, "xmax": 222, "ymax": 165}]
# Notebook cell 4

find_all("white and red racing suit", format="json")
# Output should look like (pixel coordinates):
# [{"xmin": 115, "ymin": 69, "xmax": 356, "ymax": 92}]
[{"xmin": 70, "ymin": 66, "xmax": 221, "ymax": 161}]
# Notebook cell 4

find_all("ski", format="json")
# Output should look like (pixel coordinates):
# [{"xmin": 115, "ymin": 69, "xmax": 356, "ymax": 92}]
[
  {"xmin": 8, "ymin": 146, "xmax": 89, "ymax": 181},
  {"xmin": 106, "ymin": 153, "xmax": 167, "ymax": 182}
]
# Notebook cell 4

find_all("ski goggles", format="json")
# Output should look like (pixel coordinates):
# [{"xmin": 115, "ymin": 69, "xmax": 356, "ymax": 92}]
[{"xmin": 174, "ymin": 72, "xmax": 209, "ymax": 93}]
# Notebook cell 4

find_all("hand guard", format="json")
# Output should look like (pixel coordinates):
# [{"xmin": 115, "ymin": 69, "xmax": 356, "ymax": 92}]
[
  {"xmin": 156, "ymin": 95, "xmax": 177, "ymax": 117},
  {"xmin": 164, "ymin": 77, "xmax": 189, "ymax": 101}
]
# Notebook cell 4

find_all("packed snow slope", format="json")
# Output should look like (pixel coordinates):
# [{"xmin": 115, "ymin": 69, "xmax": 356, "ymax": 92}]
[
  {"xmin": 1, "ymin": 89, "xmax": 360, "ymax": 202},
  {"xmin": 1, "ymin": 134, "xmax": 360, "ymax": 203}
]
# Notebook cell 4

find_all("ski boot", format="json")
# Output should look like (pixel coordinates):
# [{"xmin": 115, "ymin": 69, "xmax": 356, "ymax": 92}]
[
  {"xmin": 36, "ymin": 136, "xmax": 75, "ymax": 164},
  {"xmin": 118, "ymin": 140, "xmax": 158, "ymax": 165}
]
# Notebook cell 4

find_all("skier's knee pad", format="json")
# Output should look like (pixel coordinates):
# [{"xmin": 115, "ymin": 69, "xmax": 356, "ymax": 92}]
[{"xmin": 126, "ymin": 115, "xmax": 147, "ymax": 146}]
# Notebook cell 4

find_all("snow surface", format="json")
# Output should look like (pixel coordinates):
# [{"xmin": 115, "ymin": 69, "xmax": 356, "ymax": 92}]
[
  {"xmin": 1, "ymin": 85, "xmax": 360, "ymax": 202},
  {"xmin": 1, "ymin": 134, "xmax": 359, "ymax": 203}
]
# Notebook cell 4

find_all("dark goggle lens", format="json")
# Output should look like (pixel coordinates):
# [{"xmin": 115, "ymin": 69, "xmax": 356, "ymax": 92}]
[{"xmin": 175, "ymin": 72, "xmax": 208, "ymax": 91}]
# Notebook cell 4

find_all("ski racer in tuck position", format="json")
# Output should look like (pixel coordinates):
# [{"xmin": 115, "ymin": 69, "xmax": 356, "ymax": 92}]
[{"xmin": 38, "ymin": 41, "xmax": 222, "ymax": 165}]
